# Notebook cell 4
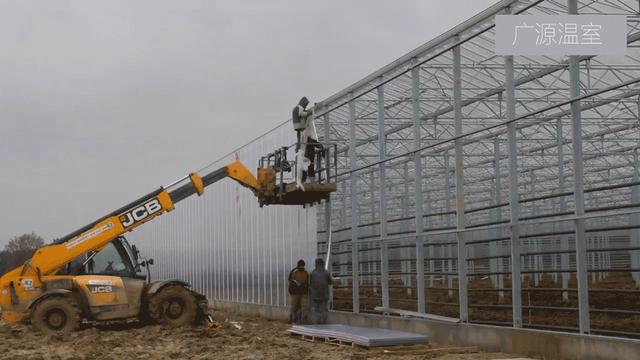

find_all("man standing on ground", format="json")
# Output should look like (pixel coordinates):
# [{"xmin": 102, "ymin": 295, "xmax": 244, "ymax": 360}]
[
  {"xmin": 309, "ymin": 257, "xmax": 333, "ymax": 324},
  {"xmin": 288, "ymin": 259, "xmax": 309, "ymax": 324}
]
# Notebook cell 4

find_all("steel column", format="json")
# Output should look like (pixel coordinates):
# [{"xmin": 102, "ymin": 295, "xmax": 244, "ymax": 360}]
[
  {"xmin": 427, "ymin": 186, "xmax": 434, "ymax": 289},
  {"xmin": 323, "ymin": 111, "xmax": 334, "ymax": 307},
  {"xmin": 492, "ymin": 137, "xmax": 504, "ymax": 297},
  {"xmin": 370, "ymin": 172, "xmax": 376, "ymax": 222},
  {"xmin": 569, "ymin": 0, "xmax": 591, "ymax": 334},
  {"xmin": 453, "ymin": 36, "xmax": 468, "ymax": 322},
  {"xmin": 444, "ymin": 151, "xmax": 454, "ymax": 297},
  {"xmin": 369, "ymin": 172, "xmax": 376, "ymax": 290},
  {"xmin": 557, "ymin": 118, "xmax": 570, "ymax": 300},
  {"xmin": 340, "ymin": 180, "xmax": 347, "ymax": 287},
  {"xmin": 632, "ymin": 148, "xmax": 640, "ymax": 285},
  {"xmin": 530, "ymin": 171, "xmax": 540, "ymax": 286},
  {"xmin": 504, "ymin": 9, "xmax": 523, "ymax": 326},
  {"xmin": 377, "ymin": 82, "xmax": 390, "ymax": 309},
  {"xmin": 402, "ymin": 162, "xmax": 412, "ymax": 292},
  {"xmin": 634, "ymin": 96, "xmax": 640, "ymax": 286},
  {"xmin": 441, "ymin": 150, "xmax": 453, "ymax": 296},
  {"xmin": 412, "ymin": 64, "xmax": 426, "ymax": 313},
  {"xmin": 349, "ymin": 94, "xmax": 360, "ymax": 313}
]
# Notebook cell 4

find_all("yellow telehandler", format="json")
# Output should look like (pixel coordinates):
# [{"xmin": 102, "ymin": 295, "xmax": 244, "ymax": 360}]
[{"xmin": 0, "ymin": 143, "xmax": 336, "ymax": 334}]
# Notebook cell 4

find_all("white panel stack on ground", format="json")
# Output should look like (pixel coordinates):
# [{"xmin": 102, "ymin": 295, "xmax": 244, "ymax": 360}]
[{"xmin": 288, "ymin": 324, "xmax": 429, "ymax": 347}]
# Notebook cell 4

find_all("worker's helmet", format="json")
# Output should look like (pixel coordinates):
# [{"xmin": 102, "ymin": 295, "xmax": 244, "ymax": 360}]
[
  {"xmin": 297, "ymin": 259, "xmax": 306, "ymax": 268},
  {"xmin": 299, "ymin": 97, "xmax": 309, "ymax": 108}
]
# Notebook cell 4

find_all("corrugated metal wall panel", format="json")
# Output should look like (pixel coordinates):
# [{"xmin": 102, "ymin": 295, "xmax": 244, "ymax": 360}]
[{"xmin": 132, "ymin": 124, "xmax": 317, "ymax": 306}]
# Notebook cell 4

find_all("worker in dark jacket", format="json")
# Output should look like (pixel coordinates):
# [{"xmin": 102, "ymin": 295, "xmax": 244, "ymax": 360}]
[
  {"xmin": 292, "ymin": 96, "xmax": 311, "ymax": 151},
  {"xmin": 309, "ymin": 257, "xmax": 332, "ymax": 324},
  {"xmin": 288, "ymin": 259, "xmax": 310, "ymax": 324}
]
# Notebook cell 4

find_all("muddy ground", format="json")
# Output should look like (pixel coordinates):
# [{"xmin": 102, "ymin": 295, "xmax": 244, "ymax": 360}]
[{"xmin": 0, "ymin": 310, "xmax": 531, "ymax": 360}]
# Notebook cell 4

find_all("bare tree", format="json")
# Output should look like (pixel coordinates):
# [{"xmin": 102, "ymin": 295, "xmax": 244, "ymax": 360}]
[
  {"xmin": 0, "ymin": 250, "xmax": 7, "ymax": 276},
  {"xmin": 5, "ymin": 232, "xmax": 45, "ymax": 253},
  {"xmin": 2, "ymin": 232, "xmax": 45, "ymax": 272}
]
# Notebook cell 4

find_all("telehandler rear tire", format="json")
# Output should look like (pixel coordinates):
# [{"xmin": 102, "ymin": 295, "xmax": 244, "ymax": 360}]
[
  {"xmin": 147, "ymin": 285, "xmax": 197, "ymax": 327},
  {"xmin": 32, "ymin": 296, "xmax": 81, "ymax": 335}
]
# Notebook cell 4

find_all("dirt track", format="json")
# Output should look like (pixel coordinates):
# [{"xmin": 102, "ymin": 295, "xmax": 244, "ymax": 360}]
[{"xmin": 0, "ymin": 310, "xmax": 530, "ymax": 360}]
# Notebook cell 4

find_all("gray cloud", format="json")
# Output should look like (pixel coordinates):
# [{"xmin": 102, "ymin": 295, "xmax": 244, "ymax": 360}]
[{"xmin": 0, "ymin": 0, "xmax": 498, "ymax": 246}]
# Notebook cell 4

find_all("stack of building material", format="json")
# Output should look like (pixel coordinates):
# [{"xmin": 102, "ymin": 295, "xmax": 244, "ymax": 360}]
[{"xmin": 288, "ymin": 324, "xmax": 428, "ymax": 347}]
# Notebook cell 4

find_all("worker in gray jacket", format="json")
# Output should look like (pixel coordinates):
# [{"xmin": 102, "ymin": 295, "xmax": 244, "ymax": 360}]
[
  {"xmin": 309, "ymin": 257, "xmax": 333, "ymax": 324},
  {"xmin": 292, "ymin": 96, "xmax": 311, "ymax": 151}
]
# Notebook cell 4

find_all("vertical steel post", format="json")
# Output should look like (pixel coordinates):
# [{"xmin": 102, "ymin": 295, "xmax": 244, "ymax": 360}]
[
  {"xmin": 632, "ymin": 148, "xmax": 640, "ymax": 286},
  {"xmin": 453, "ymin": 36, "xmax": 468, "ymax": 322},
  {"xmin": 504, "ymin": 6, "xmax": 522, "ymax": 326},
  {"xmin": 412, "ymin": 63, "xmax": 426, "ymax": 313},
  {"xmin": 341, "ymin": 181, "xmax": 347, "ymax": 228},
  {"xmin": 323, "ymin": 111, "xmax": 334, "ymax": 306},
  {"xmin": 530, "ymin": 171, "xmax": 541, "ymax": 286},
  {"xmin": 426, "ymin": 118, "xmax": 434, "ymax": 291},
  {"xmin": 427, "ymin": 186, "xmax": 434, "ymax": 289},
  {"xmin": 633, "ymin": 95, "xmax": 640, "ymax": 286},
  {"xmin": 370, "ymin": 172, "xmax": 376, "ymax": 222},
  {"xmin": 557, "ymin": 118, "xmax": 569, "ymax": 299},
  {"xmin": 369, "ymin": 171, "xmax": 376, "ymax": 291},
  {"xmin": 569, "ymin": 0, "xmax": 590, "ymax": 334},
  {"xmin": 445, "ymin": 151, "xmax": 453, "ymax": 297},
  {"xmin": 377, "ymin": 82, "xmax": 390, "ymax": 309},
  {"xmin": 441, "ymin": 150, "xmax": 453, "ymax": 296},
  {"xmin": 402, "ymin": 162, "xmax": 412, "ymax": 292},
  {"xmin": 493, "ymin": 137, "xmax": 504, "ymax": 297},
  {"xmin": 349, "ymin": 94, "xmax": 360, "ymax": 313},
  {"xmin": 341, "ymin": 180, "xmax": 347, "ymax": 286}
]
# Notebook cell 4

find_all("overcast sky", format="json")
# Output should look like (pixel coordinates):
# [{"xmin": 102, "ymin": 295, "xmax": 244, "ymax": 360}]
[{"xmin": 0, "ymin": 0, "xmax": 498, "ymax": 247}]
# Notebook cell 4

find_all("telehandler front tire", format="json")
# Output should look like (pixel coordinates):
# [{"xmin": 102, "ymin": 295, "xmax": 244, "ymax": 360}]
[
  {"xmin": 147, "ymin": 285, "xmax": 197, "ymax": 327},
  {"xmin": 32, "ymin": 296, "xmax": 81, "ymax": 335}
]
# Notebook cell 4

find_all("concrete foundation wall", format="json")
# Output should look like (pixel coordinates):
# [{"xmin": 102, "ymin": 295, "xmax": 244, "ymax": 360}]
[{"xmin": 211, "ymin": 300, "xmax": 640, "ymax": 360}]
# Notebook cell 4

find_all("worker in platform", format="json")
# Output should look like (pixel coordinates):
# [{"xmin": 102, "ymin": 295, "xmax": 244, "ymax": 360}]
[
  {"xmin": 292, "ymin": 96, "xmax": 323, "ymax": 188},
  {"xmin": 309, "ymin": 257, "xmax": 333, "ymax": 324},
  {"xmin": 292, "ymin": 96, "xmax": 311, "ymax": 152},
  {"xmin": 288, "ymin": 259, "xmax": 310, "ymax": 324}
]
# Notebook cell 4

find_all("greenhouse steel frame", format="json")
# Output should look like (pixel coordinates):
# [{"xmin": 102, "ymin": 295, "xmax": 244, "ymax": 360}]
[{"xmin": 315, "ymin": 0, "xmax": 640, "ymax": 337}]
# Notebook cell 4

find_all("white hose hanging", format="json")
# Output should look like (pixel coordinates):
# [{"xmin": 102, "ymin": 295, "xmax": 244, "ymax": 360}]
[{"xmin": 325, "ymin": 217, "xmax": 332, "ymax": 271}]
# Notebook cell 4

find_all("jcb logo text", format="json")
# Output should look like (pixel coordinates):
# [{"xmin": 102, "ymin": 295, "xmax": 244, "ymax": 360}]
[
  {"xmin": 119, "ymin": 199, "xmax": 162, "ymax": 228},
  {"xmin": 90, "ymin": 285, "xmax": 113, "ymax": 294}
]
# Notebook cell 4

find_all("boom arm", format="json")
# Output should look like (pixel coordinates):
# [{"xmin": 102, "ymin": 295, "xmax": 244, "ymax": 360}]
[{"xmin": 13, "ymin": 160, "xmax": 261, "ymax": 278}]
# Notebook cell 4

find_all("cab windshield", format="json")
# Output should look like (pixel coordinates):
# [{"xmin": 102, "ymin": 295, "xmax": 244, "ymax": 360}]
[{"xmin": 59, "ymin": 239, "xmax": 135, "ymax": 276}]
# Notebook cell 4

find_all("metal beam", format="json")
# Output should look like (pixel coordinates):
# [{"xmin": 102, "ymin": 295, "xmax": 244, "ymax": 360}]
[
  {"xmin": 378, "ymin": 81, "xmax": 390, "ymax": 309},
  {"xmin": 632, "ymin": 147, "xmax": 640, "ymax": 286},
  {"xmin": 412, "ymin": 64, "xmax": 426, "ymax": 313},
  {"xmin": 492, "ymin": 136, "xmax": 504, "ymax": 296},
  {"xmin": 453, "ymin": 35, "xmax": 468, "ymax": 323},
  {"xmin": 504, "ymin": 4, "xmax": 522, "ymax": 328},
  {"xmin": 324, "ymin": 111, "xmax": 334, "ymax": 307},
  {"xmin": 569, "ymin": 0, "xmax": 590, "ymax": 335},
  {"xmin": 557, "ymin": 118, "xmax": 569, "ymax": 300},
  {"xmin": 349, "ymin": 94, "xmax": 360, "ymax": 313}
]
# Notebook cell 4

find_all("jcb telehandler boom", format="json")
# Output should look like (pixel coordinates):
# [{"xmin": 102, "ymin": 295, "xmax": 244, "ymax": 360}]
[{"xmin": 0, "ymin": 160, "xmax": 269, "ymax": 334}]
